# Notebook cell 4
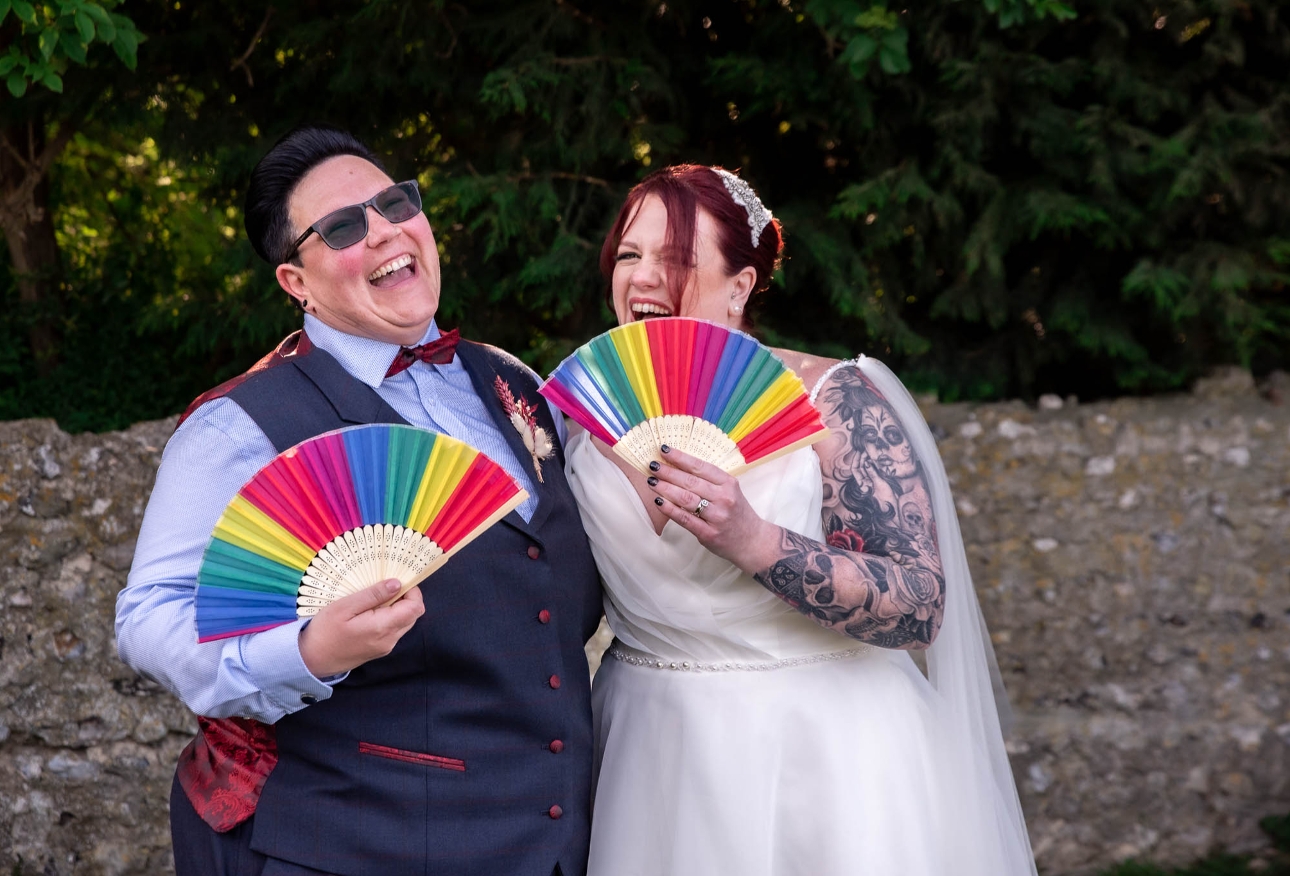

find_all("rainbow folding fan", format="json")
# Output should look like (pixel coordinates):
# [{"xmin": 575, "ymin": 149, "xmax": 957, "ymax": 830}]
[
  {"xmin": 194, "ymin": 424, "xmax": 527, "ymax": 643},
  {"xmin": 539, "ymin": 317, "xmax": 828, "ymax": 475}
]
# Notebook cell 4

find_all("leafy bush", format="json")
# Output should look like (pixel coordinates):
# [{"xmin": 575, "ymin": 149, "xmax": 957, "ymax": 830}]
[{"xmin": 2, "ymin": 0, "xmax": 1287, "ymax": 431}]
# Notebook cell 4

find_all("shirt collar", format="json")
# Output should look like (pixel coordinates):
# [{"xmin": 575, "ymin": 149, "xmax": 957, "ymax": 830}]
[{"xmin": 302, "ymin": 315, "xmax": 453, "ymax": 389}]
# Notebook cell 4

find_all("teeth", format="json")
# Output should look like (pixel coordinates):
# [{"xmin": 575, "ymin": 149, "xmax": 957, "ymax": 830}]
[
  {"xmin": 631, "ymin": 302, "xmax": 671, "ymax": 316},
  {"xmin": 368, "ymin": 255, "xmax": 413, "ymax": 282}
]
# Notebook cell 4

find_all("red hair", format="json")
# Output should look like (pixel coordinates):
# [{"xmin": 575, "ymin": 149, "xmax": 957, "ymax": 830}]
[{"xmin": 599, "ymin": 165, "xmax": 784, "ymax": 319}]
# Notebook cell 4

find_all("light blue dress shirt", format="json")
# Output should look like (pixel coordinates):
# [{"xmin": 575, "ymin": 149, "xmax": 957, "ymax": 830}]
[{"xmin": 115, "ymin": 316, "xmax": 565, "ymax": 723}]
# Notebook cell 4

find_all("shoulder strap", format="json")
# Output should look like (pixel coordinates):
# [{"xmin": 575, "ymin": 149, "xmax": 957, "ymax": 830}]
[
  {"xmin": 181, "ymin": 330, "xmax": 408, "ymax": 454},
  {"xmin": 177, "ymin": 331, "xmax": 307, "ymax": 429}
]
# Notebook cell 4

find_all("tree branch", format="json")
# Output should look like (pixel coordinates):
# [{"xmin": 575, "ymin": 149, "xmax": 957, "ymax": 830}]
[
  {"xmin": 509, "ymin": 170, "xmax": 611, "ymax": 188},
  {"xmin": 0, "ymin": 132, "xmax": 32, "ymax": 173},
  {"xmin": 231, "ymin": 6, "xmax": 274, "ymax": 87},
  {"xmin": 554, "ymin": 0, "xmax": 598, "ymax": 27},
  {"xmin": 463, "ymin": 164, "xmax": 610, "ymax": 190},
  {"xmin": 549, "ymin": 55, "xmax": 624, "ymax": 67},
  {"xmin": 552, "ymin": 171, "xmax": 610, "ymax": 188},
  {"xmin": 0, "ymin": 122, "xmax": 76, "ymax": 236},
  {"xmin": 435, "ymin": 5, "xmax": 462, "ymax": 60}
]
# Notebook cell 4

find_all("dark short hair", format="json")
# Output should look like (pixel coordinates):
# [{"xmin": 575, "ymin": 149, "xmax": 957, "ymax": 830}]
[{"xmin": 244, "ymin": 125, "xmax": 386, "ymax": 265}]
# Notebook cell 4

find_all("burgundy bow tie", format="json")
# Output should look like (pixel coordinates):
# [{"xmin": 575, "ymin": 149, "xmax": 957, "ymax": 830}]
[{"xmin": 385, "ymin": 328, "xmax": 461, "ymax": 378}]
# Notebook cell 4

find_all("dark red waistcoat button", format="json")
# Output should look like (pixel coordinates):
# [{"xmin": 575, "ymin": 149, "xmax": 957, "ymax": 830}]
[
  {"xmin": 548, "ymin": 674, "xmax": 561, "ymax": 689},
  {"xmin": 549, "ymin": 739, "xmax": 564, "ymax": 754},
  {"xmin": 527, "ymin": 545, "xmax": 541, "ymax": 560},
  {"xmin": 538, "ymin": 609, "xmax": 551, "ymax": 624},
  {"xmin": 548, "ymin": 804, "xmax": 563, "ymax": 819}
]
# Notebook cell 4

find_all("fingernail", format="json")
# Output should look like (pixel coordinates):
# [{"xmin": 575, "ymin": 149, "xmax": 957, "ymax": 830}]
[
  {"xmin": 385, "ymin": 580, "xmax": 400, "ymax": 594},
  {"xmin": 647, "ymin": 476, "xmax": 658, "ymax": 486},
  {"xmin": 654, "ymin": 497, "xmax": 664, "ymax": 506},
  {"xmin": 660, "ymin": 444, "xmax": 671, "ymax": 453},
  {"xmin": 648, "ymin": 461, "xmax": 660, "ymax": 472}
]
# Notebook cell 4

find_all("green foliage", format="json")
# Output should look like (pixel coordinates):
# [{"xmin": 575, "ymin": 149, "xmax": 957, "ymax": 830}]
[
  {"xmin": 806, "ymin": 2, "xmax": 912, "ymax": 77},
  {"xmin": 763, "ymin": 0, "xmax": 1290, "ymax": 399},
  {"xmin": 1264, "ymin": 813, "xmax": 1290, "ymax": 854},
  {"xmin": 0, "ymin": 0, "xmax": 1288, "ymax": 431},
  {"xmin": 0, "ymin": 124, "xmax": 294, "ymax": 432},
  {"xmin": 0, "ymin": 0, "xmax": 141, "ymax": 96}
]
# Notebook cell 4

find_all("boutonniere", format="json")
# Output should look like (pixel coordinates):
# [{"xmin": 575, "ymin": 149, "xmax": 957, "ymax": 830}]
[{"xmin": 494, "ymin": 375, "xmax": 554, "ymax": 483}]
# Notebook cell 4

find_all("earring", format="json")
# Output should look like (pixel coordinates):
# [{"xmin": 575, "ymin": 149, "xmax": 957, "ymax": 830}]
[
  {"xmin": 301, "ymin": 299, "xmax": 308, "ymax": 309},
  {"xmin": 732, "ymin": 304, "xmax": 743, "ymax": 315}
]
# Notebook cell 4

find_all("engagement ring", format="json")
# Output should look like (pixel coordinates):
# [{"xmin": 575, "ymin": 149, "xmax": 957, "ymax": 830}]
[{"xmin": 693, "ymin": 499, "xmax": 710, "ymax": 517}]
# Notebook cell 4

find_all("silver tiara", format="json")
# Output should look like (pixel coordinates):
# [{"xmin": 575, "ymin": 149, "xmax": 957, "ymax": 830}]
[{"xmin": 713, "ymin": 168, "xmax": 773, "ymax": 248}]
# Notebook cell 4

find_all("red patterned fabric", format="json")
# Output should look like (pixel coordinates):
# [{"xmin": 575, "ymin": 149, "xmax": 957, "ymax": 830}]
[
  {"xmin": 384, "ymin": 327, "xmax": 460, "ymax": 377},
  {"xmin": 177, "ymin": 330, "xmax": 312, "ymax": 427},
  {"xmin": 177, "ymin": 717, "xmax": 278, "ymax": 832},
  {"xmin": 173, "ymin": 332, "xmax": 312, "ymax": 831}
]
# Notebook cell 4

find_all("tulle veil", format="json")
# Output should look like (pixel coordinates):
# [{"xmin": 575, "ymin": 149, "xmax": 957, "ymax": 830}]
[{"xmin": 844, "ymin": 356, "xmax": 1037, "ymax": 874}]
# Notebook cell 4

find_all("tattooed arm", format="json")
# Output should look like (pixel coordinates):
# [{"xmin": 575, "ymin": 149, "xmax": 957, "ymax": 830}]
[
  {"xmin": 645, "ymin": 363, "xmax": 945, "ymax": 650},
  {"xmin": 759, "ymin": 364, "xmax": 945, "ymax": 647}
]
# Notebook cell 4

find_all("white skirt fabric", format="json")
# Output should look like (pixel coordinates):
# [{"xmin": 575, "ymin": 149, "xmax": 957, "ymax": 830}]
[{"xmin": 590, "ymin": 648, "xmax": 953, "ymax": 876}]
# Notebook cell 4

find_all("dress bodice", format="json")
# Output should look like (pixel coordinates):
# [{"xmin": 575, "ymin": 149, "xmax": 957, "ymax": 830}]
[{"xmin": 566, "ymin": 433, "xmax": 860, "ymax": 663}]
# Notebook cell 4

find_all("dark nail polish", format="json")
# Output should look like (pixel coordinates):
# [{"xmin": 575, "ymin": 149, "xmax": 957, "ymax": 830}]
[
  {"xmin": 654, "ymin": 497, "xmax": 664, "ymax": 506},
  {"xmin": 660, "ymin": 444, "xmax": 671, "ymax": 453},
  {"xmin": 648, "ymin": 461, "xmax": 660, "ymax": 472},
  {"xmin": 647, "ymin": 476, "xmax": 658, "ymax": 486}
]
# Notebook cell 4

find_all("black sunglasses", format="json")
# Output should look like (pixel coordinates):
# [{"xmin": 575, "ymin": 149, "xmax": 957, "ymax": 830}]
[{"xmin": 284, "ymin": 180, "xmax": 423, "ymax": 263}]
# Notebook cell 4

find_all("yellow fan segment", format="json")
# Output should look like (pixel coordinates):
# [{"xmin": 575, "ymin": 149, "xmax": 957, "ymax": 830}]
[
  {"xmin": 215, "ymin": 495, "xmax": 315, "ymax": 571},
  {"xmin": 727, "ymin": 371, "xmax": 805, "ymax": 442},
  {"xmin": 612, "ymin": 323, "xmax": 663, "ymax": 419},
  {"xmin": 407, "ymin": 439, "xmax": 475, "ymax": 532}
]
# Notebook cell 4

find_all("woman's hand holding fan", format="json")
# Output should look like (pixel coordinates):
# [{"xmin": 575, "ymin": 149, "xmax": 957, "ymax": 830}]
[
  {"xmin": 298, "ymin": 578, "xmax": 425, "ymax": 678},
  {"xmin": 641, "ymin": 444, "xmax": 784, "ymax": 572}
]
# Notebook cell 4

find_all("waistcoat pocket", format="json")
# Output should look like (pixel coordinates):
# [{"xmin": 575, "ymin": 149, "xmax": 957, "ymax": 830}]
[{"xmin": 358, "ymin": 741, "xmax": 465, "ymax": 772}]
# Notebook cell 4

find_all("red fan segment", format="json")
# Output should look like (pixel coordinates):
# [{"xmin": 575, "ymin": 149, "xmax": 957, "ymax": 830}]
[
  {"xmin": 736, "ymin": 396, "xmax": 828, "ymax": 462},
  {"xmin": 425, "ymin": 455, "xmax": 523, "ymax": 550},
  {"xmin": 646, "ymin": 318, "xmax": 696, "ymax": 415},
  {"xmin": 241, "ymin": 451, "xmax": 343, "ymax": 551}
]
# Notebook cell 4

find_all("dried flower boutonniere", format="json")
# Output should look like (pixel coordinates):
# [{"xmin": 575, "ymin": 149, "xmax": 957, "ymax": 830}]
[{"xmin": 494, "ymin": 375, "xmax": 554, "ymax": 483}]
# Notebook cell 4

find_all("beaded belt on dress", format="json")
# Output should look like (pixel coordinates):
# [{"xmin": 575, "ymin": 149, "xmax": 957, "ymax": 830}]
[{"xmin": 605, "ymin": 640, "xmax": 873, "ymax": 673}]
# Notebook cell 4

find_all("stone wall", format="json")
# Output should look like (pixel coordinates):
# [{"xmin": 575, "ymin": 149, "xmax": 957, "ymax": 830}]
[{"xmin": 1, "ymin": 369, "xmax": 1287, "ymax": 875}]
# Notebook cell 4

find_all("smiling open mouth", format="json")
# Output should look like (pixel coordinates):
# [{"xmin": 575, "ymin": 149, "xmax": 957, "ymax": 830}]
[
  {"xmin": 630, "ymin": 301, "xmax": 672, "ymax": 321},
  {"xmin": 368, "ymin": 255, "xmax": 416, "ymax": 288}
]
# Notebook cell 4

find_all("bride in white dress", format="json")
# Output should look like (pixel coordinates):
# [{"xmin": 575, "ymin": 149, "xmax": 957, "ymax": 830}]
[{"xmin": 566, "ymin": 165, "xmax": 1037, "ymax": 876}]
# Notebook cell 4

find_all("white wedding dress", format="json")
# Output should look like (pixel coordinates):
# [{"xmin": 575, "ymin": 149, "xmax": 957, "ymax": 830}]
[{"xmin": 566, "ymin": 358, "xmax": 1037, "ymax": 876}]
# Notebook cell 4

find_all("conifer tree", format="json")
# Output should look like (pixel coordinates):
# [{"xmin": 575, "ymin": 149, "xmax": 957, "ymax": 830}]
[{"xmin": 2, "ymin": 0, "xmax": 1286, "ymax": 429}]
